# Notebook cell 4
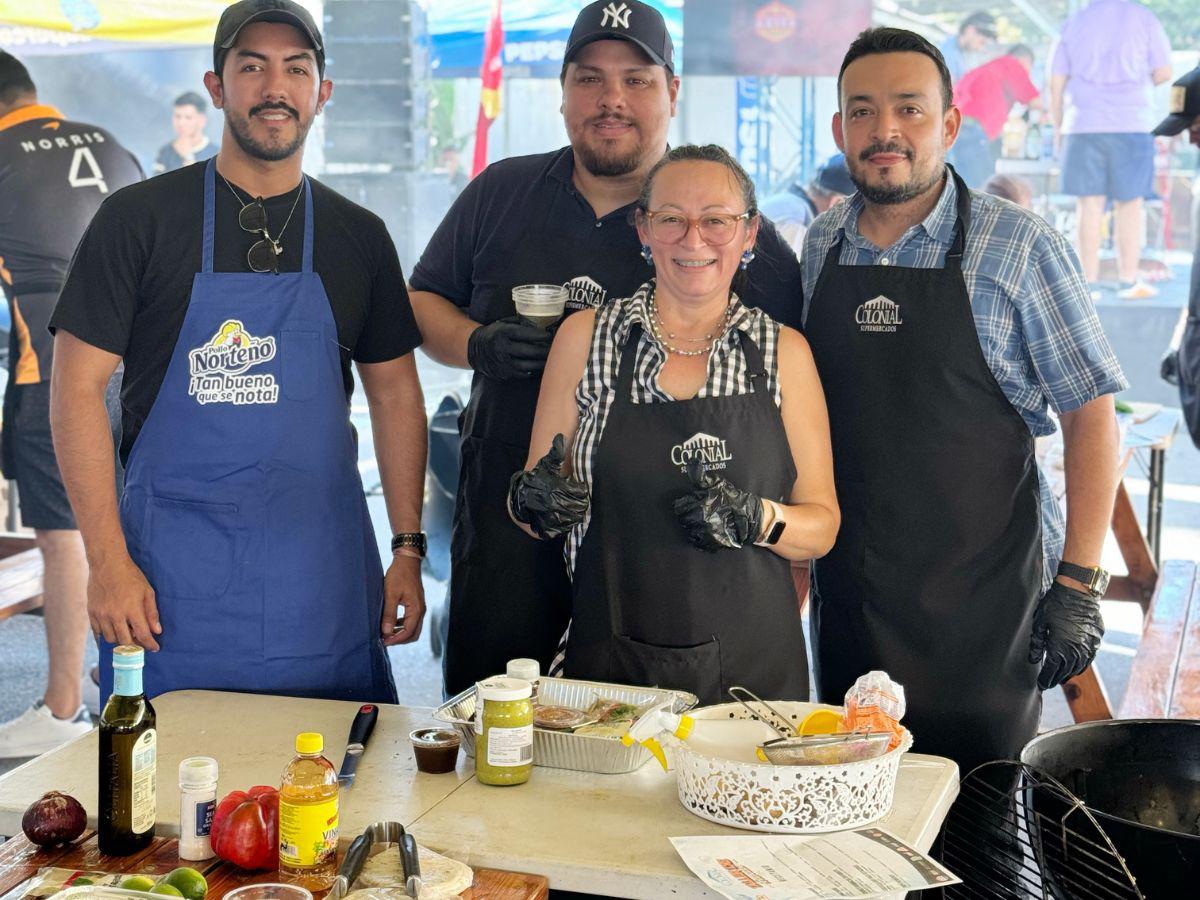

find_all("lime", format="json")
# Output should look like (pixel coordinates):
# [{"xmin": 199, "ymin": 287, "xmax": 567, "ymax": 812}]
[
  {"xmin": 149, "ymin": 885, "xmax": 183, "ymax": 897},
  {"xmin": 161, "ymin": 868, "xmax": 207, "ymax": 900},
  {"xmin": 119, "ymin": 876, "xmax": 157, "ymax": 893}
]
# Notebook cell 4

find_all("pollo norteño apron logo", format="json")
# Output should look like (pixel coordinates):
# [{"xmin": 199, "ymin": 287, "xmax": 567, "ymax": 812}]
[
  {"xmin": 187, "ymin": 319, "xmax": 279, "ymax": 405},
  {"xmin": 855, "ymin": 295, "xmax": 904, "ymax": 333},
  {"xmin": 670, "ymin": 432, "xmax": 733, "ymax": 473}
]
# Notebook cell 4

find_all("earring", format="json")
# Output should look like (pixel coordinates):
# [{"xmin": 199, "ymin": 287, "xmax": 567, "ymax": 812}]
[
  {"xmin": 641, "ymin": 244, "xmax": 654, "ymax": 266},
  {"xmin": 740, "ymin": 249, "xmax": 756, "ymax": 270}
]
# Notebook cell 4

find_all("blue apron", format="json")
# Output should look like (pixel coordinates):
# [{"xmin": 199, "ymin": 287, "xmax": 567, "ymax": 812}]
[{"xmin": 100, "ymin": 159, "xmax": 397, "ymax": 705}]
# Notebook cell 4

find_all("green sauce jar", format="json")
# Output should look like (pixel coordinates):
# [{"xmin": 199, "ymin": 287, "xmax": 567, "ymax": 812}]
[{"xmin": 474, "ymin": 677, "xmax": 533, "ymax": 786}]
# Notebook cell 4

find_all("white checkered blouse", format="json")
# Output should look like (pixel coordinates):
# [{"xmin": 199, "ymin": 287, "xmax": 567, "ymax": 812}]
[{"xmin": 564, "ymin": 280, "xmax": 783, "ymax": 576}]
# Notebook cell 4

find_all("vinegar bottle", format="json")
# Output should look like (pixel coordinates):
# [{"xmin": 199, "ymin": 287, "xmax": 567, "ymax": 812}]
[
  {"xmin": 278, "ymin": 732, "xmax": 339, "ymax": 889},
  {"xmin": 99, "ymin": 645, "xmax": 157, "ymax": 855}
]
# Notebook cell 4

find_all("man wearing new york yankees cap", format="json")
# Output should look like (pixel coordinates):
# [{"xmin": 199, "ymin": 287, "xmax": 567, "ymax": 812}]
[{"xmin": 410, "ymin": 0, "xmax": 805, "ymax": 696}]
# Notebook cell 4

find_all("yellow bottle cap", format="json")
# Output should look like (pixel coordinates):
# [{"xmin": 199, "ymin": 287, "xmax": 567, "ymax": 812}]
[{"xmin": 296, "ymin": 732, "xmax": 323, "ymax": 754}]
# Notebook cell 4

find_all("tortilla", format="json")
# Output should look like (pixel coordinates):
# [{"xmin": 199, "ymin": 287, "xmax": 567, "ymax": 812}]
[{"xmin": 350, "ymin": 844, "xmax": 474, "ymax": 899}]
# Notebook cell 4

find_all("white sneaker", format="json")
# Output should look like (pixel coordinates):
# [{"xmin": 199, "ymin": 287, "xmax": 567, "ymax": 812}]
[
  {"xmin": 0, "ymin": 701, "xmax": 93, "ymax": 758},
  {"xmin": 82, "ymin": 668, "xmax": 101, "ymax": 717}
]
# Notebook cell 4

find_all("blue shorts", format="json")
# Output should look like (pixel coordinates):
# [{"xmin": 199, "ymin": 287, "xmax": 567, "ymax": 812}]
[{"xmin": 1060, "ymin": 133, "xmax": 1154, "ymax": 202}]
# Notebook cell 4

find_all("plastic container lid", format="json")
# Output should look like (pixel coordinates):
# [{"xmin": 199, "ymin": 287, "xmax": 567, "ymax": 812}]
[
  {"xmin": 409, "ymin": 728, "xmax": 461, "ymax": 748},
  {"xmin": 179, "ymin": 755, "xmax": 218, "ymax": 787},
  {"xmin": 295, "ymin": 732, "xmax": 323, "ymax": 754},
  {"xmin": 477, "ymin": 677, "xmax": 532, "ymax": 702},
  {"xmin": 506, "ymin": 658, "xmax": 540, "ymax": 682},
  {"xmin": 112, "ymin": 645, "xmax": 144, "ymax": 668}
]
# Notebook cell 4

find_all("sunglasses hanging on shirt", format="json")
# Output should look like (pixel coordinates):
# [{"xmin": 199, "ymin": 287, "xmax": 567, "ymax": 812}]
[{"xmin": 220, "ymin": 173, "xmax": 303, "ymax": 274}]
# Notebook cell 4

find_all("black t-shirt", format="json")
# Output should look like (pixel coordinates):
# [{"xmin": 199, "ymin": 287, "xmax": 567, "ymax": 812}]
[
  {"xmin": 0, "ymin": 106, "xmax": 143, "ymax": 383},
  {"xmin": 408, "ymin": 146, "xmax": 804, "ymax": 445},
  {"xmin": 50, "ymin": 161, "xmax": 422, "ymax": 464},
  {"xmin": 152, "ymin": 138, "xmax": 217, "ymax": 175}
]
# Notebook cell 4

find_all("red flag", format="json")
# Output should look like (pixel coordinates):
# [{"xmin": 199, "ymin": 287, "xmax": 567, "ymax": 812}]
[{"xmin": 472, "ymin": 0, "xmax": 504, "ymax": 178}]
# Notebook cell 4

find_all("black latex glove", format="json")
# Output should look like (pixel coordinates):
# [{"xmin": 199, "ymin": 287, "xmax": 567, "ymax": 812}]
[
  {"xmin": 467, "ymin": 315, "xmax": 553, "ymax": 381},
  {"xmin": 1028, "ymin": 581, "xmax": 1105, "ymax": 690},
  {"xmin": 508, "ymin": 433, "xmax": 589, "ymax": 539},
  {"xmin": 672, "ymin": 457, "xmax": 764, "ymax": 552}
]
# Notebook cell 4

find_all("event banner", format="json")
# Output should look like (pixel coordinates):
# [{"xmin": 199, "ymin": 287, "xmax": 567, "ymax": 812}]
[{"xmin": 683, "ymin": 0, "xmax": 872, "ymax": 77}]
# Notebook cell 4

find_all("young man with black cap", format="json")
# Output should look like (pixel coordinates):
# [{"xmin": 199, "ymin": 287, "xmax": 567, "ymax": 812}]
[
  {"xmin": 1154, "ymin": 65, "xmax": 1200, "ymax": 448},
  {"xmin": 410, "ymin": 0, "xmax": 805, "ymax": 697},
  {"xmin": 0, "ymin": 51, "xmax": 141, "ymax": 757},
  {"xmin": 49, "ymin": 0, "xmax": 426, "ymax": 705}
]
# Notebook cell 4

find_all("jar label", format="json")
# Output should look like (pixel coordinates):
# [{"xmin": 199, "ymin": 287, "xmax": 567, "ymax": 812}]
[
  {"xmin": 279, "ymin": 798, "xmax": 339, "ymax": 868},
  {"xmin": 130, "ymin": 729, "xmax": 156, "ymax": 834},
  {"xmin": 487, "ymin": 724, "xmax": 533, "ymax": 767},
  {"xmin": 196, "ymin": 798, "xmax": 215, "ymax": 837}
]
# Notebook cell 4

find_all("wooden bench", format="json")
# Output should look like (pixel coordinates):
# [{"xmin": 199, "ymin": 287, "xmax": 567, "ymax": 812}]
[
  {"xmin": 1118, "ymin": 559, "xmax": 1200, "ymax": 719},
  {"xmin": 0, "ymin": 532, "xmax": 41, "ymax": 621}
]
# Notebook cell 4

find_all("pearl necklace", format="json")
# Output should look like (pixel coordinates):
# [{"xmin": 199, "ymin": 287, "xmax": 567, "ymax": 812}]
[{"xmin": 646, "ymin": 294, "xmax": 733, "ymax": 357}]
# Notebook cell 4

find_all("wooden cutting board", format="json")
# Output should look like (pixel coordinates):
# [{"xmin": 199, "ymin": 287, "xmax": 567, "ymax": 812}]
[{"xmin": 0, "ymin": 834, "xmax": 547, "ymax": 900}]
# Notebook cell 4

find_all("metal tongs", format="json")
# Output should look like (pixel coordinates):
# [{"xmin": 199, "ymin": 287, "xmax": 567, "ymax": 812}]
[
  {"xmin": 728, "ymin": 685, "xmax": 889, "ymax": 766},
  {"xmin": 327, "ymin": 820, "xmax": 423, "ymax": 899}
]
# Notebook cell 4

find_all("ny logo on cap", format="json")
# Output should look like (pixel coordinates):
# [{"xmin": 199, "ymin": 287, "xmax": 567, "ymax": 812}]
[{"xmin": 601, "ymin": 2, "xmax": 632, "ymax": 29}]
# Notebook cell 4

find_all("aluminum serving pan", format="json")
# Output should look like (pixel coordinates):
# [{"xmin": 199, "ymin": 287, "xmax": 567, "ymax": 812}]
[{"xmin": 433, "ymin": 675, "xmax": 698, "ymax": 775}]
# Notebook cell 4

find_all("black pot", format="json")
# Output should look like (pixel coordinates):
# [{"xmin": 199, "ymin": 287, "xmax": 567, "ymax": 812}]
[{"xmin": 1021, "ymin": 719, "xmax": 1200, "ymax": 898}]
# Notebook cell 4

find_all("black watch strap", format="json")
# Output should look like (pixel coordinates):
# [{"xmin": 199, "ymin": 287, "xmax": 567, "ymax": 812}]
[
  {"xmin": 391, "ymin": 532, "xmax": 427, "ymax": 557},
  {"xmin": 1056, "ymin": 561, "xmax": 1108, "ymax": 597}
]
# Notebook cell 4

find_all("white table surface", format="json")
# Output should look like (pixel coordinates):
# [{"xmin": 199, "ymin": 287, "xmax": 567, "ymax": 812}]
[{"xmin": 0, "ymin": 691, "xmax": 959, "ymax": 899}]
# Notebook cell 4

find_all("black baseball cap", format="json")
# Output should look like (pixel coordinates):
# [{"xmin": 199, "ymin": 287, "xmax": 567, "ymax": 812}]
[
  {"xmin": 815, "ymin": 154, "xmax": 854, "ymax": 196},
  {"xmin": 563, "ymin": 1, "xmax": 675, "ymax": 73},
  {"xmin": 214, "ymin": 0, "xmax": 325, "ymax": 78},
  {"xmin": 1153, "ymin": 65, "xmax": 1200, "ymax": 136}
]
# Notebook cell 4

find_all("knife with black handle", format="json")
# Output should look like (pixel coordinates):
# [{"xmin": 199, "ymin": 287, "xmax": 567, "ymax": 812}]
[{"xmin": 337, "ymin": 703, "xmax": 379, "ymax": 788}]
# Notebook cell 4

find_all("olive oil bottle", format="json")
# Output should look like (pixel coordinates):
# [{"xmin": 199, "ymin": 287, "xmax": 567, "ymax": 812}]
[{"xmin": 99, "ymin": 645, "xmax": 157, "ymax": 855}]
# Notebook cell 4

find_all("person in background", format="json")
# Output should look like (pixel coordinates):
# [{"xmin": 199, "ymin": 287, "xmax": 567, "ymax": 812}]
[
  {"xmin": 803, "ymin": 27, "xmax": 1126, "ymax": 773},
  {"xmin": 950, "ymin": 45, "xmax": 1041, "ymax": 188},
  {"xmin": 49, "ymin": 0, "xmax": 425, "ymax": 706},
  {"xmin": 408, "ymin": 0, "xmax": 805, "ymax": 698},
  {"xmin": 440, "ymin": 145, "xmax": 468, "ymax": 196},
  {"xmin": 153, "ymin": 92, "xmax": 217, "ymax": 175},
  {"xmin": 1152, "ymin": 65, "xmax": 1200, "ymax": 448},
  {"xmin": 938, "ymin": 11, "xmax": 997, "ymax": 83},
  {"xmin": 759, "ymin": 154, "xmax": 855, "ymax": 254},
  {"xmin": 983, "ymin": 173, "xmax": 1034, "ymax": 210},
  {"xmin": 1050, "ymin": 0, "xmax": 1172, "ymax": 300},
  {"xmin": 510, "ymin": 145, "xmax": 839, "ymax": 705},
  {"xmin": 0, "ymin": 51, "xmax": 142, "ymax": 757}
]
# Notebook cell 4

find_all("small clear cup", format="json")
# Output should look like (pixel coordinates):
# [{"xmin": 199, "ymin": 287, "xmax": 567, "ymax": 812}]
[
  {"xmin": 512, "ymin": 284, "xmax": 568, "ymax": 329},
  {"xmin": 224, "ymin": 885, "xmax": 313, "ymax": 900}
]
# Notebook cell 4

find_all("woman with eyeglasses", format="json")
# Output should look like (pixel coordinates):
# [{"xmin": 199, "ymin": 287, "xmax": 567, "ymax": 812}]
[{"xmin": 508, "ymin": 144, "xmax": 839, "ymax": 705}]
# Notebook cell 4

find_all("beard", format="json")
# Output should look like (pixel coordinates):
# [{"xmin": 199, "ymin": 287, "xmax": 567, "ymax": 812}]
[
  {"xmin": 848, "ymin": 142, "xmax": 945, "ymax": 205},
  {"xmin": 573, "ymin": 117, "xmax": 645, "ymax": 177},
  {"xmin": 226, "ymin": 103, "xmax": 309, "ymax": 162}
]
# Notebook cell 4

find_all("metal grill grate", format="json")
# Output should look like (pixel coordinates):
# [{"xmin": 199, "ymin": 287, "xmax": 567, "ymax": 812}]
[{"xmin": 934, "ymin": 761, "xmax": 1143, "ymax": 899}]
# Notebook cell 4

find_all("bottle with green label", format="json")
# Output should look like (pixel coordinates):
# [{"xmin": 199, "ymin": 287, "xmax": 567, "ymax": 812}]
[
  {"xmin": 278, "ymin": 732, "xmax": 339, "ymax": 889},
  {"xmin": 99, "ymin": 645, "xmax": 157, "ymax": 855}
]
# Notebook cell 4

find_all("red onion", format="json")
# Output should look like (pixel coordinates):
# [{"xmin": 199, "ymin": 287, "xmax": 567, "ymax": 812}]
[{"xmin": 22, "ymin": 791, "xmax": 86, "ymax": 847}]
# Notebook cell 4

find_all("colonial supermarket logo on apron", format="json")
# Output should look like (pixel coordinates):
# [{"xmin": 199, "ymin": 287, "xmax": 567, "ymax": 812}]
[
  {"xmin": 855, "ymin": 295, "xmax": 904, "ymax": 333},
  {"xmin": 187, "ymin": 319, "xmax": 279, "ymax": 406},
  {"xmin": 565, "ymin": 275, "xmax": 607, "ymax": 310},
  {"xmin": 670, "ymin": 432, "xmax": 733, "ymax": 473}
]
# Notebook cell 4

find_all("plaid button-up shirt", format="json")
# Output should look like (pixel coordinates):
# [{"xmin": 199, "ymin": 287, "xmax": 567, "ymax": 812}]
[{"xmin": 801, "ymin": 172, "xmax": 1128, "ymax": 590}]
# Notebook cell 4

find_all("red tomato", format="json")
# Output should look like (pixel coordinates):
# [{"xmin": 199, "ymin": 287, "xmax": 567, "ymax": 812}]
[{"xmin": 210, "ymin": 786, "xmax": 279, "ymax": 870}]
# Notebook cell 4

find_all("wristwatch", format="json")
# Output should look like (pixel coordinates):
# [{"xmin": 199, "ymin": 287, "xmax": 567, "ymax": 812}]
[
  {"xmin": 1056, "ymin": 561, "xmax": 1110, "ymax": 597},
  {"xmin": 391, "ymin": 532, "xmax": 428, "ymax": 558},
  {"xmin": 755, "ymin": 499, "xmax": 787, "ymax": 547}
]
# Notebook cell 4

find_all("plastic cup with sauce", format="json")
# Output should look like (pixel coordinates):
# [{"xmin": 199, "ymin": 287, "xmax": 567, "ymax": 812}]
[
  {"xmin": 512, "ymin": 284, "xmax": 568, "ymax": 329},
  {"xmin": 410, "ymin": 728, "xmax": 461, "ymax": 774}
]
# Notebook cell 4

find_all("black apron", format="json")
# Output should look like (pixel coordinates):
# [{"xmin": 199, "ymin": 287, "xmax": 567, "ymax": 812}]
[
  {"xmin": 441, "ymin": 201, "xmax": 650, "ymax": 698},
  {"xmin": 564, "ymin": 324, "xmax": 807, "ymax": 707},
  {"xmin": 805, "ymin": 169, "xmax": 1043, "ymax": 772}
]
